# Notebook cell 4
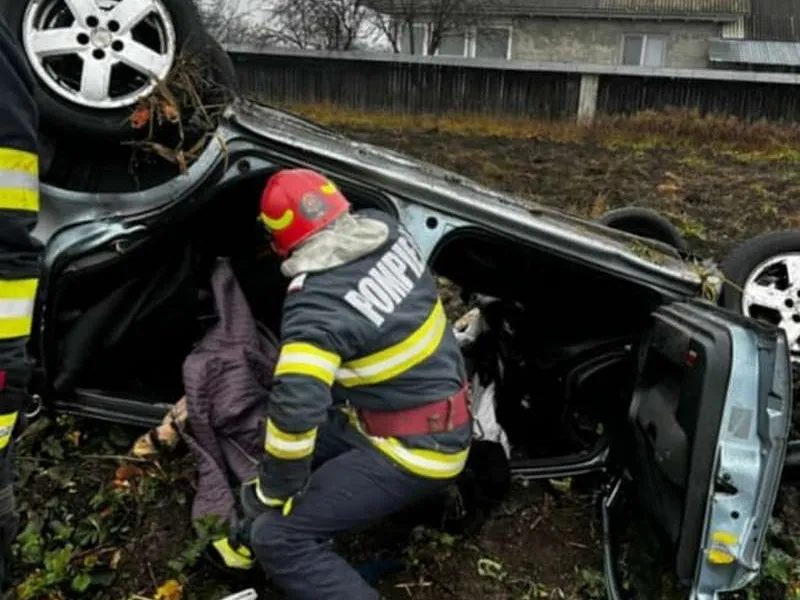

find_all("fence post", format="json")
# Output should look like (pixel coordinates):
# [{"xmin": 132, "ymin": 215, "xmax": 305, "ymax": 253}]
[{"xmin": 577, "ymin": 74, "xmax": 600, "ymax": 123}]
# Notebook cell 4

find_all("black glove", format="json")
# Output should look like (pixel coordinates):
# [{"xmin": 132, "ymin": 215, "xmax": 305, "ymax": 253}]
[{"xmin": 240, "ymin": 478, "xmax": 300, "ymax": 520}]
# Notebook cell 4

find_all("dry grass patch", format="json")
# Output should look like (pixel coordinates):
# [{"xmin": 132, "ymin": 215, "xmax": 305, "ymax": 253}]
[{"xmin": 275, "ymin": 102, "xmax": 800, "ymax": 160}]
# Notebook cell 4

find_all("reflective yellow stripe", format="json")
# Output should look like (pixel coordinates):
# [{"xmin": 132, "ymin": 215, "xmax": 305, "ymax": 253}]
[
  {"xmin": 211, "ymin": 538, "xmax": 254, "ymax": 570},
  {"xmin": 0, "ymin": 412, "xmax": 17, "ymax": 450},
  {"xmin": 0, "ymin": 148, "xmax": 37, "ymax": 175},
  {"xmin": 0, "ymin": 280, "xmax": 37, "ymax": 299},
  {"xmin": 336, "ymin": 300, "xmax": 447, "ymax": 387},
  {"xmin": 0, "ymin": 148, "xmax": 39, "ymax": 212},
  {"xmin": 0, "ymin": 188, "xmax": 38, "ymax": 212},
  {"xmin": 343, "ymin": 407, "xmax": 468, "ymax": 479},
  {"xmin": 260, "ymin": 209, "xmax": 294, "ymax": 231},
  {"xmin": 372, "ymin": 438, "xmax": 469, "ymax": 478},
  {"xmin": 274, "ymin": 342, "xmax": 341, "ymax": 386},
  {"xmin": 0, "ymin": 318, "xmax": 32, "ymax": 339},
  {"xmin": 0, "ymin": 279, "xmax": 38, "ymax": 340},
  {"xmin": 264, "ymin": 418, "xmax": 317, "ymax": 460},
  {"xmin": 320, "ymin": 182, "xmax": 337, "ymax": 194}
]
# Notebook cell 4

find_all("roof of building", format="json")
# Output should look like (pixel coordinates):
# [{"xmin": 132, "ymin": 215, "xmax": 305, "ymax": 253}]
[
  {"xmin": 708, "ymin": 38, "xmax": 800, "ymax": 66},
  {"xmin": 368, "ymin": 0, "xmax": 750, "ymax": 19}
]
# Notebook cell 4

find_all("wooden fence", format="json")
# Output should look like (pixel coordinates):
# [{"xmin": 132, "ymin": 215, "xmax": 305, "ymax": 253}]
[{"xmin": 225, "ymin": 46, "xmax": 800, "ymax": 122}]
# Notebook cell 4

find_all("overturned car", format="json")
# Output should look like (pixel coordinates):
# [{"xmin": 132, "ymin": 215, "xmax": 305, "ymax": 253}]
[{"xmin": 4, "ymin": 0, "xmax": 797, "ymax": 598}]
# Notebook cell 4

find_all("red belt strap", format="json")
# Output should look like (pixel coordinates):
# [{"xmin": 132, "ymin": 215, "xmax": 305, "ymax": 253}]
[{"xmin": 358, "ymin": 385, "xmax": 471, "ymax": 438}]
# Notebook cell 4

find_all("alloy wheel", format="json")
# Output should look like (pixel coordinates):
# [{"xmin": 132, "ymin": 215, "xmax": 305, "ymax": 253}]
[
  {"xmin": 741, "ymin": 252, "xmax": 800, "ymax": 364},
  {"xmin": 22, "ymin": 0, "xmax": 176, "ymax": 110}
]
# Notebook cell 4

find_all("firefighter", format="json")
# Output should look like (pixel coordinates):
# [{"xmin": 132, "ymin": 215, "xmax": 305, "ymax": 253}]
[
  {"xmin": 240, "ymin": 168, "xmax": 472, "ymax": 599},
  {"xmin": 0, "ymin": 13, "xmax": 42, "ymax": 590}
]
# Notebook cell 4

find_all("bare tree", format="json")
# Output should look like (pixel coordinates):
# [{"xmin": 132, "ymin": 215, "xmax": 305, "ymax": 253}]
[
  {"xmin": 197, "ymin": 0, "xmax": 276, "ymax": 47},
  {"xmin": 368, "ymin": 0, "xmax": 486, "ymax": 55},
  {"xmin": 268, "ymin": 0, "xmax": 373, "ymax": 50}
]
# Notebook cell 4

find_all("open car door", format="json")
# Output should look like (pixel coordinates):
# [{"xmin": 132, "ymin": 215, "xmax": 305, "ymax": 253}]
[{"xmin": 623, "ymin": 299, "xmax": 792, "ymax": 600}]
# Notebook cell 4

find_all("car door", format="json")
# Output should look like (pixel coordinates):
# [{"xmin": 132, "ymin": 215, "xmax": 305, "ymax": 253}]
[{"xmin": 626, "ymin": 299, "xmax": 792, "ymax": 599}]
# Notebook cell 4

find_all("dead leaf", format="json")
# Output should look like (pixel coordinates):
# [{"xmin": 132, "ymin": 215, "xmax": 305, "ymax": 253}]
[
  {"xmin": 784, "ymin": 213, "xmax": 800, "ymax": 228},
  {"xmin": 112, "ymin": 463, "xmax": 144, "ymax": 488},
  {"xmin": 590, "ymin": 192, "xmax": 607, "ymax": 219},
  {"xmin": 110, "ymin": 549, "xmax": 122, "ymax": 570},
  {"xmin": 548, "ymin": 477, "xmax": 572, "ymax": 494},
  {"xmin": 160, "ymin": 99, "xmax": 181, "ymax": 123},
  {"xmin": 656, "ymin": 182, "xmax": 681, "ymax": 195},
  {"xmin": 130, "ymin": 106, "xmax": 151, "ymax": 129},
  {"xmin": 154, "ymin": 579, "xmax": 183, "ymax": 600}
]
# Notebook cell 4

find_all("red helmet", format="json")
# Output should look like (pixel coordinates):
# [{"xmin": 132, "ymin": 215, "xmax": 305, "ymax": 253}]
[{"xmin": 259, "ymin": 168, "xmax": 351, "ymax": 256}]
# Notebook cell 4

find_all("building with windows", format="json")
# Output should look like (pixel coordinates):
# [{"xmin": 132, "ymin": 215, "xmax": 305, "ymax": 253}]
[{"xmin": 370, "ymin": 0, "xmax": 800, "ymax": 71}]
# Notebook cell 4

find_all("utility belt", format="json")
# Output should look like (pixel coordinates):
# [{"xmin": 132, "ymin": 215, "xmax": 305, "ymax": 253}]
[{"xmin": 356, "ymin": 384, "xmax": 471, "ymax": 438}]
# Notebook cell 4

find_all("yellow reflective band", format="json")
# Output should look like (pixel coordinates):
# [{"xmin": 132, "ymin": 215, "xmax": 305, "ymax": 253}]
[
  {"xmin": 0, "ymin": 412, "xmax": 18, "ymax": 450},
  {"xmin": 343, "ymin": 407, "xmax": 468, "ymax": 479},
  {"xmin": 320, "ymin": 182, "xmax": 337, "ymax": 195},
  {"xmin": 260, "ymin": 209, "xmax": 294, "ymax": 231},
  {"xmin": 0, "ymin": 279, "xmax": 38, "ymax": 299},
  {"xmin": 0, "ymin": 279, "xmax": 38, "ymax": 340},
  {"xmin": 211, "ymin": 538, "xmax": 254, "ymax": 570},
  {"xmin": 254, "ymin": 481, "xmax": 285, "ymax": 507},
  {"xmin": 0, "ymin": 148, "xmax": 39, "ymax": 213},
  {"xmin": 0, "ymin": 188, "xmax": 38, "ymax": 213},
  {"xmin": 274, "ymin": 342, "xmax": 341, "ymax": 386},
  {"xmin": 265, "ymin": 418, "xmax": 317, "ymax": 460},
  {"xmin": 337, "ymin": 300, "xmax": 447, "ymax": 387},
  {"xmin": 0, "ymin": 318, "xmax": 32, "ymax": 339},
  {"xmin": 0, "ymin": 148, "xmax": 37, "ymax": 175},
  {"xmin": 371, "ymin": 438, "xmax": 469, "ymax": 479}
]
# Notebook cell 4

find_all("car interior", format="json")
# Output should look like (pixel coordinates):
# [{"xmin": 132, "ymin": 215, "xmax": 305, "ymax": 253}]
[{"xmin": 43, "ymin": 166, "xmax": 667, "ymax": 463}]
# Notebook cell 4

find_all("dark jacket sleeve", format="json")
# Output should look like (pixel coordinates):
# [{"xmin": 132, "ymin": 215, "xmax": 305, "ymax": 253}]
[
  {"xmin": 257, "ymin": 282, "xmax": 351, "ymax": 501},
  {"xmin": 0, "ymin": 14, "xmax": 40, "ymax": 267},
  {"xmin": 0, "ymin": 15, "xmax": 38, "ymax": 156}
]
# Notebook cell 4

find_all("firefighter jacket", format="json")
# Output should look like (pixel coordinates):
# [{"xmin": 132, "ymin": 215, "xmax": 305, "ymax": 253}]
[
  {"xmin": 0, "ymin": 16, "xmax": 41, "ymax": 448},
  {"xmin": 259, "ymin": 209, "xmax": 471, "ymax": 502}
]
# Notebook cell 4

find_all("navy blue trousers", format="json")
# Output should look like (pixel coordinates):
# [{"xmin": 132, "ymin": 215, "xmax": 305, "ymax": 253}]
[{"xmin": 250, "ymin": 410, "xmax": 452, "ymax": 599}]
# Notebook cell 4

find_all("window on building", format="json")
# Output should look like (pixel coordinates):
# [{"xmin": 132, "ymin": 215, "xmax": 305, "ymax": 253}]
[
  {"xmin": 621, "ymin": 34, "xmax": 667, "ymax": 67},
  {"xmin": 438, "ymin": 30, "xmax": 468, "ymax": 56},
  {"xmin": 400, "ymin": 23, "xmax": 512, "ymax": 59},
  {"xmin": 475, "ymin": 27, "xmax": 510, "ymax": 59},
  {"xmin": 400, "ymin": 23, "xmax": 427, "ymax": 55}
]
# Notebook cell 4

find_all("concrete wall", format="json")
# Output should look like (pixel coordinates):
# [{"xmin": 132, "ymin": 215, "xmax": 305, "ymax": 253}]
[{"xmin": 511, "ymin": 18, "xmax": 721, "ymax": 68}]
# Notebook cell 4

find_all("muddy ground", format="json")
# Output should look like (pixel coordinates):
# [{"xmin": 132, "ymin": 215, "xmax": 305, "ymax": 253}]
[{"xmin": 10, "ymin": 126, "xmax": 800, "ymax": 600}]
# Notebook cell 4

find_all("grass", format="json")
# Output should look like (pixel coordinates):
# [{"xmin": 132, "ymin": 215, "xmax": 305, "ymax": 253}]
[{"xmin": 274, "ymin": 101, "xmax": 800, "ymax": 159}]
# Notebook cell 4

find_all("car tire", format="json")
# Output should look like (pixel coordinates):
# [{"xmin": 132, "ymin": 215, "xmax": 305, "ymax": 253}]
[
  {"xmin": 598, "ymin": 207, "xmax": 689, "ymax": 252},
  {"xmin": 37, "ymin": 36, "xmax": 236, "ymax": 193},
  {"xmin": 719, "ymin": 229, "xmax": 800, "ymax": 361},
  {"xmin": 4, "ymin": 0, "xmax": 236, "ymax": 140}
]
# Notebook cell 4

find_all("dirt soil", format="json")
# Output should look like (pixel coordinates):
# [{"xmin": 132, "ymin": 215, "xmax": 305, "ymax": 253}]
[
  {"xmin": 10, "ymin": 126, "xmax": 800, "ymax": 600},
  {"xmin": 343, "ymin": 129, "xmax": 800, "ymax": 261}
]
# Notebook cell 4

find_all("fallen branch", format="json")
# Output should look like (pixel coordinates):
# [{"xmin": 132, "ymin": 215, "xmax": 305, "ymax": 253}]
[
  {"xmin": 124, "ymin": 47, "xmax": 232, "ymax": 174},
  {"xmin": 83, "ymin": 454, "xmax": 151, "ymax": 463}
]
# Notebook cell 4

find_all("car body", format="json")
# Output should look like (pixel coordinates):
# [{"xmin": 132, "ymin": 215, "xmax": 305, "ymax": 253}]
[{"xmin": 25, "ymin": 97, "xmax": 793, "ymax": 600}]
